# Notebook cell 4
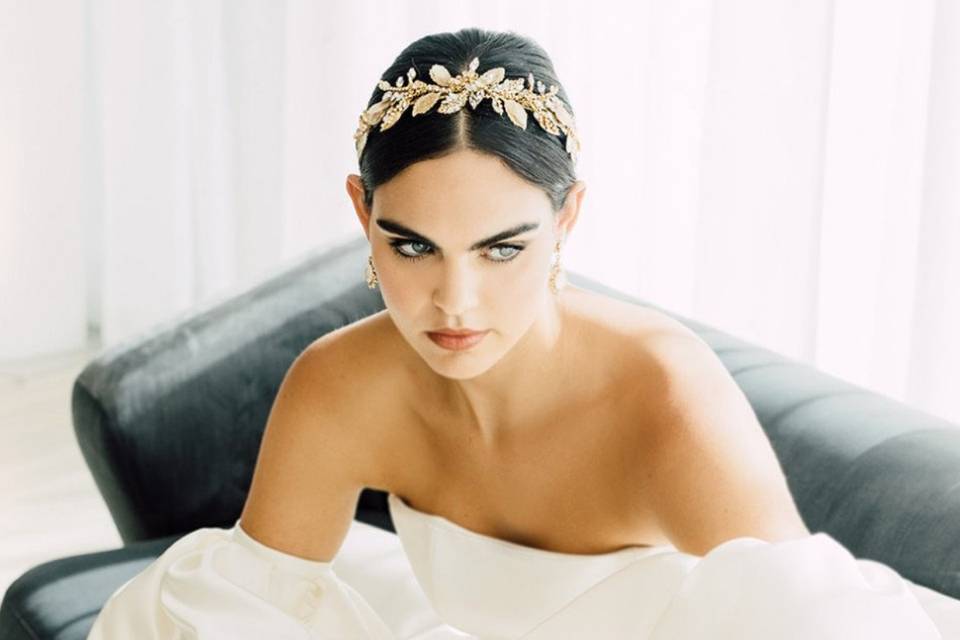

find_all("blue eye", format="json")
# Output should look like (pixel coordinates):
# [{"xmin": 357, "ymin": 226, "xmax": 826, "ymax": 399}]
[
  {"xmin": 389, "ymin": 240, "xmax": 432, "ymax": 261},
  {"xmin": 388, "ymin": 240, "xmax": 525, "ymax": 264},
  {"xmin": 487, "ymin": 245, "xmax": 522, "ymax": 262}
]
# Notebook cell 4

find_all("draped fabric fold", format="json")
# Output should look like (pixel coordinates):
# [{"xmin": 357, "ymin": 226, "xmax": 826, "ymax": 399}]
[
  {"xmin": 518, "ymin": 533, "xmax": 944, "ymax": 639},
  {"xmin": 88, "ymin": 521, "xmax": 397, "ymax": 640},
  {"xmin": 87, "ymin": 503, "xmax": 958, "ymax": 640}
]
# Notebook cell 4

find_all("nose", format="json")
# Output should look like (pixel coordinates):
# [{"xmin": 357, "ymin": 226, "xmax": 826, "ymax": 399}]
[{"xmin": 432, "ymin": 257, "xmax": 480, "ymax": 317}]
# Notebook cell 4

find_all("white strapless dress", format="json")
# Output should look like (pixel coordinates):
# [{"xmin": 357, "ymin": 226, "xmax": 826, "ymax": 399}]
[{"xmin": 87, "ymin": 492, "xmax": 960, "ymax": 639}]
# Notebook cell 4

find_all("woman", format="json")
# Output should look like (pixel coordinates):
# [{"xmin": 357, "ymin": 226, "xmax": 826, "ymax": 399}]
[{"xmin": 88, "ymin": 27, "xmax": 949, "ymax": 639}]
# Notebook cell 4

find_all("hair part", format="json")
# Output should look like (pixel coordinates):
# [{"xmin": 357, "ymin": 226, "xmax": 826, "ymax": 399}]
[{"xmin": 357, "ymin": 27, "xmax": 578, "ymax": 215}]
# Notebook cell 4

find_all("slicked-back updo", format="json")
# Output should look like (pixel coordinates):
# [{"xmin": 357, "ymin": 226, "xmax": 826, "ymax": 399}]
[{"xmin": 356, "ymin": 27, "xmax": 579, "ymax": 215}]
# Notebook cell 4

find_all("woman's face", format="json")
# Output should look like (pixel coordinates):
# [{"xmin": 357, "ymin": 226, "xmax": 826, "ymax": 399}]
[{"xmin": 347, "ymin": 149, "xmax": 579, "ymax": 381}]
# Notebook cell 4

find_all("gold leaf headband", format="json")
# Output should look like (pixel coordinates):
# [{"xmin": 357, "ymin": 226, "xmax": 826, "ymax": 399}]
[{"xmin": 353, "ymin": 56, "xmax": 581, "ymax": 164}]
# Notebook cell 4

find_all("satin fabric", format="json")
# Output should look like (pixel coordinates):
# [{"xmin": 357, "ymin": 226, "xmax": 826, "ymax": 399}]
[{"xmin": 87, "ymin": 492, "xmax": 960, "ymax": 639}]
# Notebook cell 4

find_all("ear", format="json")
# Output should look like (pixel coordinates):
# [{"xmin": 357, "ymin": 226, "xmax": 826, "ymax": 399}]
[
  {"xmin": 345, "ymin": 174, "xmax": 373, "ymax": 240},
  {"xmin": 555, "ymin": 180, "xmax": 586, "ymax": 243}
]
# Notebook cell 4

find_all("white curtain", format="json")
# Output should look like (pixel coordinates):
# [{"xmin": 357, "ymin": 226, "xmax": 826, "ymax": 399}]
[{"xmin": 2, "ymin": 0, "xmax": 958, "ymax": 424}]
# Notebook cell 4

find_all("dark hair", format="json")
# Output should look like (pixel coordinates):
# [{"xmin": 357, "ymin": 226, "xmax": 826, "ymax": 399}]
[{"xmin": 357, "ymin": 27, "xmax": 579, "ymax": 214}]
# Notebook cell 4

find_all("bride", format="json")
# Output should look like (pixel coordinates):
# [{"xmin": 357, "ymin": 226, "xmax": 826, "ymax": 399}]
[{"xmin": 88, "ymin": 27, "xmax": 950, "ymax": 639}]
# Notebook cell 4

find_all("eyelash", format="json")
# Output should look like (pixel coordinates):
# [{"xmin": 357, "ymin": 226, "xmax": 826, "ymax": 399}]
[{"xmin": 388, "ymin": 240, "xmax": 525, "ymax": 264}]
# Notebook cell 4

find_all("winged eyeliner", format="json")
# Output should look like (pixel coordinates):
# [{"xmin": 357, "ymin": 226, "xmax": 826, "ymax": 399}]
[{"xmin": 375, "ymin": 218, "xmax": 540, "ymax": 251}]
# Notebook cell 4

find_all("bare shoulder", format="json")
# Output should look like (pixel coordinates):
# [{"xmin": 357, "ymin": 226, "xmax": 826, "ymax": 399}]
[
  {"xmin": 304, "ymin": 308, "xmax": 397, "ymax": 371},
  {"xmin": 583, "ymin": 294, "xmax": 811, "ymax": 554},
  {"xmin": 569, "ymin": 285, "xmax": 759, "ymax": 453},
  {"xmin": 562, "ymin": 285, "xmax": 703, "ymax": 390},
  {"xmin": 299, "ymin": 309, "xmax": 413, "ymax": 485},
  {"xmin": 237, "ymin": 310, "xmax": 408, "ymax": 560},
  {"xmin": 563, "ymin": 285, "xmax": 698, "ymax": 342}
]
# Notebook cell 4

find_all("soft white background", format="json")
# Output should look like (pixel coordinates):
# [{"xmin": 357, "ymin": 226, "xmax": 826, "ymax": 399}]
[{"xmin": 2, "ymin": 0, "xmax": 958, "ymax": 425}]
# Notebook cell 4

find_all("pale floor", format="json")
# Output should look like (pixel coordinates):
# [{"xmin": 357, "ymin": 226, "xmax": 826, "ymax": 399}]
[{"xmin": 0, "ymin": 344, "xmax": 121, "ymax": 600}]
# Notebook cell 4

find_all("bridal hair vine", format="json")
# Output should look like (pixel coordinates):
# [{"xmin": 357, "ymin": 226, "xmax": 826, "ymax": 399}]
[{"xmin": 353, "ymin": 56, "xmax": 581, "ymax": 164}]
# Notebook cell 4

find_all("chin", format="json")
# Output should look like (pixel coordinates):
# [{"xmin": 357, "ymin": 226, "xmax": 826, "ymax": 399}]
[{"xmin": 417, "ymin": 333, "xmax": 502, "ymax": 379}]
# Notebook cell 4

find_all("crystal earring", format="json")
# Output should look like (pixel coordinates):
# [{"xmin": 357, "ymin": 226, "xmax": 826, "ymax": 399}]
[
  {"xmin": 365, "ymin": 254, "xmax": 379, "ymax": 289},
  {"xmin": 548, "ymin": 240, "xmax": 567, "ymax": 294}
]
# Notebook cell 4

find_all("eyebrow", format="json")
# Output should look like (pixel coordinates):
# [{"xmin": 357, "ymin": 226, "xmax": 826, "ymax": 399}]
[{"xmin": 374, "ymin": 217, "xmax": 541, "ymax": 251}]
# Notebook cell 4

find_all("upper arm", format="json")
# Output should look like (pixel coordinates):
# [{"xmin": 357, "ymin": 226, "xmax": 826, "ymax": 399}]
[
  {"xmin": 239, "ymin": 339, "xmax": 369, "ymax": 563},
  {"xmin": 639, "ymin": 331, "xmax": 811, "ymax": 556}
]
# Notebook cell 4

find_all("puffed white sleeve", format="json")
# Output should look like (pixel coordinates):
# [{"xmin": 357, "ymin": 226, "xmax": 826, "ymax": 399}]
[
  {"xmin": 519, "ymin": 532, "xmax": 955, "ymax": 639},
  {"xmin": 644, "ymin": 533, "xmax": 946, "ymax": 639},
  {"xmin": 87, "ymin": 519, "xmax": 396, "ymax": 640}
]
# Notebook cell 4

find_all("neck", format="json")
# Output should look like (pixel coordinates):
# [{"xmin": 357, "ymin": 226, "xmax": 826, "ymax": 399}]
[{"xmin": 439, "ymin": 291, "xmax": 571, "ymax": 447}]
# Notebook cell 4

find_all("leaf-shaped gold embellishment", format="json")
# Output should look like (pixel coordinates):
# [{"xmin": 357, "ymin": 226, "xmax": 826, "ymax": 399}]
[
  {"xmin": 380, "ymin": 101, "xmax": 407, "ymax": 131},
  {"xmin": 437, "ymin": 91, "xmax": 467, "ymax": 114},
  {"xmin": 504, "ymin": 99, "xmax": 527, "ymax": 129},
  {"xmin": 468, "ymin": 91, "xmax": 485, "ymax": 109},
  {"xmin": 478, "ymin": 67, "xmax": 505, "ymax": 87},
  {"xmin": 548, "ymin": 100, "xmax": 575, "ymax": 129},
  {"xmin": 429, "ymin": 64, "xmax": 453, "ymax": 87},
  {"xmin": 533, "ymin": 109, "xmax": 561, "ymax": 135},
  {"xmin": 500, "ymin": 78, "xmax": 524, "ymax": 94},
  {"xmin": 412, "ymin": 92, "xmax": 442, "ymax": 116},
  {"xmin": 356, "ymin": 130, "xmax": 368, "ymax": 157},
  {"xmin": 358, "ymin": 62, "xmax": 579, "ymax": 162},
  {"xmin": 363, "ymin": 100, "xmax": 390, "ymax": 125}
]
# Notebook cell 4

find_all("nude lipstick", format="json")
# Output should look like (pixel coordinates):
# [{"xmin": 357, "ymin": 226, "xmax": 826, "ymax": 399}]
[{"xmin": 426, "ymin": 329, "xmax": 489, "ymax": 351}]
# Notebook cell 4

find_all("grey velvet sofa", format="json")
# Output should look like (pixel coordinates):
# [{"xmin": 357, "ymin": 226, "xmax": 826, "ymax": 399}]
[{"xmin": 2, "ymin": 234, "xmax": 959, "ymax": 640}]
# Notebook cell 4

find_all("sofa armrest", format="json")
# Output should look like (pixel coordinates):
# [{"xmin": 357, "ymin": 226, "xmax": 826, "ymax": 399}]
[
  {"xmin": 72, "ymin": 235, "xmax": 385, "ymax": 544},
  {"xmin": 0, "ymin": 535, "xmax": 181, "ymax": 640}
]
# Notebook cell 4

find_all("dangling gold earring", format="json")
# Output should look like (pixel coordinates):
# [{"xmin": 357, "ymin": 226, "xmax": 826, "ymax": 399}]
[
  {"xmin": 365, "ymin": 254, "xmax": 379, "ymax": 289},
  {"xmin": 548, "ymin": 240, "xmax": 567, "ymax": 294}
]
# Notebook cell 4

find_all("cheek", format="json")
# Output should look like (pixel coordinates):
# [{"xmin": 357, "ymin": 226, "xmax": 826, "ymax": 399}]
[
  {"xmin": 488, "ymin": 253, "xmax": 553, "ymax": 323},
  {"xmin": 377, "ymin": 269, "xmax": 418, "ymax": 316},
  {"xmin": 372, "ymin": 253, "xmax": 416, "ymax": 313},
  {"xmin": 526, "ymin": 250, "xmax": 553, "ymax": 283},
  {"xmin": 513, "ymin": 245, "xmax": 553, "ymax": 289}
]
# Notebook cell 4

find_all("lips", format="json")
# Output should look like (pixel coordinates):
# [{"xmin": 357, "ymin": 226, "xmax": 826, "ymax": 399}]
[
  {"xmin": 430, "ymin": 328, "xmax": 484, "ymax": 335},
  {"xmin": 426, "ymin": 329, "xmax": 489, "ymax": 351}
]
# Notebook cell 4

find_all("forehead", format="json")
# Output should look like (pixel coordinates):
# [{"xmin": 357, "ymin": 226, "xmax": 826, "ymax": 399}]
[{"xmin": 372, "ymin": 149, "xmax": 552, "ymax": 228}]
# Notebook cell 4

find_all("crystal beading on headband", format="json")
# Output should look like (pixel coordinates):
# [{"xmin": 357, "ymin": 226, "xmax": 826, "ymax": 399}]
[{"xmin": 353, "ymin": 56, "xmax": 581, "ymax": 165}]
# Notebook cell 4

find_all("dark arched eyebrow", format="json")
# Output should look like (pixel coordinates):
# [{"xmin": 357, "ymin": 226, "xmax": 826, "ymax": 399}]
[{"xmin": 374, "ymin": 218, "xmax": 540, "ymax": 251}]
